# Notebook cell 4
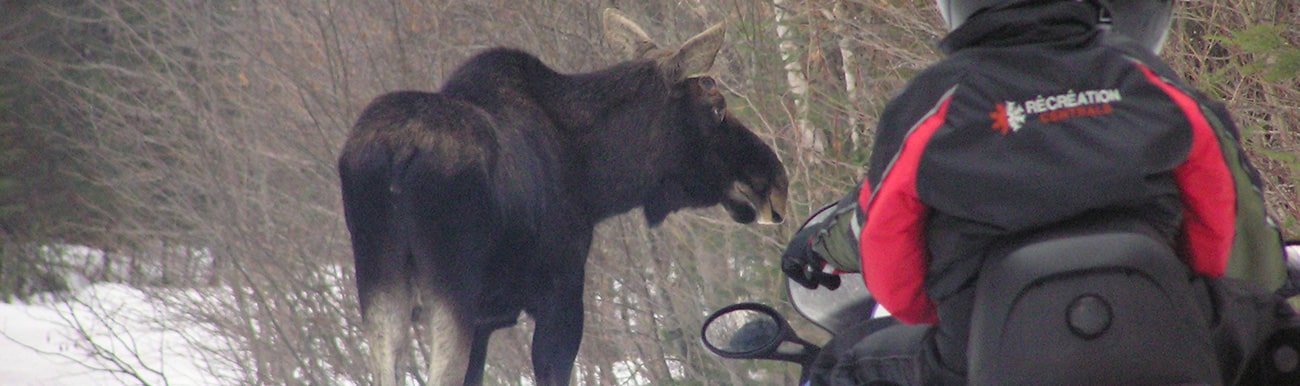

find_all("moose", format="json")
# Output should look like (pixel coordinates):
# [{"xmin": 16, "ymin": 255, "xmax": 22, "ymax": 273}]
[{"xmin": 338, "ymin": 8, "xmax": 788, "ymax": 386}]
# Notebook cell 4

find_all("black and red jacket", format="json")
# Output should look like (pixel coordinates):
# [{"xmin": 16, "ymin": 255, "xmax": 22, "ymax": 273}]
[{"xmin": 856, "ymin": 2, "xmax": 1261, "ymax": 324}]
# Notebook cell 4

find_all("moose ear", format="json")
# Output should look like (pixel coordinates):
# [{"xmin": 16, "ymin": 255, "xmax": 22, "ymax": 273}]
[
  {"xmin": 660, "ymin": 22, "xmax": 726, "ymax": 83},
  {"xmin": 603, "ymin": 8, "xmax": 658, "ymax": 59}
]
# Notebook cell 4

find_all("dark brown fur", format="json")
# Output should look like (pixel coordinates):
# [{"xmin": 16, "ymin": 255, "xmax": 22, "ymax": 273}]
[{"xmin": 338, "ymin": 9, "xmax": 786, "ymax": 386}]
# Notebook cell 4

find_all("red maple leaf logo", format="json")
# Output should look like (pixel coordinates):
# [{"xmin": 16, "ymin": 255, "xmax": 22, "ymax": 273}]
[{"xmin": 989, "ymin": 103, "xmax": 1010, "ymax": 135}]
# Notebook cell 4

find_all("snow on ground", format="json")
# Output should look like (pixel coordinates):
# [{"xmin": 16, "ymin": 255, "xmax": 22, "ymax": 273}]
[
  {"xmin": 0, "ymin": 245, "xmax": 675, "ymax": 385},
  {"xmin": 0, "ymin": 283, "xmax": 230, "ymax": 385}
]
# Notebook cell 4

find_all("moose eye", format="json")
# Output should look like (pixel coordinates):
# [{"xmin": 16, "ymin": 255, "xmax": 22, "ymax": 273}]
[
  {"xmin": 698, "ymin": 76, "xmax": 716, "ymax": 91},
  {"xmin": 712, "ymin": 106, "xmax": 726, "ymax": 123}
]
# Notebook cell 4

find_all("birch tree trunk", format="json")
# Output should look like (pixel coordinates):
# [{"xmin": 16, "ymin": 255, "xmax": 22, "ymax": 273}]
[
  {"xmin": 833, "ymin": 1, "xmax": 861, "ymax": 151},
  {"xmin": 774, "ymin": 0, "xmax": 824, "ymax": 153}
]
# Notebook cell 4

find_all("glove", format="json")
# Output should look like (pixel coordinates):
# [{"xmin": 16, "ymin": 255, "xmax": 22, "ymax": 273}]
[{"xmin": 781, "ymin": 224, "xmax": 842, "ymax": 290}]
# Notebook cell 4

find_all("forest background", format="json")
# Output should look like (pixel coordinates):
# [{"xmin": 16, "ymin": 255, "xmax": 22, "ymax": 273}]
[{"xmin": 1, "ymin": 0, "xmax": 1297, "ymax": 385}]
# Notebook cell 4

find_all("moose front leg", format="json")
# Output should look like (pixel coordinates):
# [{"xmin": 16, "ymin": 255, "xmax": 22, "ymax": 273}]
[
  {"xmin": 525, "ymin": 226, "xmax": 593, "ymax": 386},
  {"xmin": 529, "ymin": 279, "xmax": 585, "ymax": 386}
]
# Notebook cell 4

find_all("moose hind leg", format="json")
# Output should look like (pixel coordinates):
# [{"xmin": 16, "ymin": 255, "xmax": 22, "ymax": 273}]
[
  {"xmin": 404, "ymin": 148, "xmax": 496, "ymax": 385},
  {"xmin": 419, "ymin": 294, "xmax": 474, "ymax": 386},
  {"xmin": 409, "ymin": 207, "xmax": 487, "ymax": 385},
  {"xmin": 360, "ymin": 285, "xmax": 414, "ymax": 386}
]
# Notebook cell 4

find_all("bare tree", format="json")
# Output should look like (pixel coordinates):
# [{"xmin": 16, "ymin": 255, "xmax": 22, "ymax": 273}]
[{"xmin": 9, "ymin": 1, "xmax": 1296, "ymax": 385}]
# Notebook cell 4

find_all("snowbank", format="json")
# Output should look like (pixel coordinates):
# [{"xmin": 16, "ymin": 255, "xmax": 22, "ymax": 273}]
[{"xmin": 0, "ymin": 283, "xmax": 231, "ymax": 385}]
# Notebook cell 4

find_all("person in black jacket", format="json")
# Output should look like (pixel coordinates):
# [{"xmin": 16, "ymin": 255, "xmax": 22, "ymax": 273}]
[{"xmin": 779, "ymin": 0, "xmax": 1291, "ymax": 384}]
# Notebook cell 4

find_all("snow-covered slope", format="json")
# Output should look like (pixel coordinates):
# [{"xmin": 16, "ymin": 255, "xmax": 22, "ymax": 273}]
[{"xmin": 1, "ymin": 280, "xmax": 229, "ymax": 385}]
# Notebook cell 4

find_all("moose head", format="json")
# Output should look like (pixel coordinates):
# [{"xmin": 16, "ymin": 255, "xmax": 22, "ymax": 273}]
[{"xmin": 601, "ymin": 8, "xmax": 788, "ymax": 227}]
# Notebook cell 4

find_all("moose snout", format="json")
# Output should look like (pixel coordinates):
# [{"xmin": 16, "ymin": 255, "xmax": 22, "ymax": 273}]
[
  {"xmin": 727, "ymin": 180, "xmax": 787, "ymax": 225},
  {"xmin": 758, "ymin": 183, "xmax": 787, "ymax": 224}
]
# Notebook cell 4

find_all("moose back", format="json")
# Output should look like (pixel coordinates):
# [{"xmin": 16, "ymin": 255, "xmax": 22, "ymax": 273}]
[{"xmin": 337, "ymin": 8, "xmax": 787, "ymax": 386}]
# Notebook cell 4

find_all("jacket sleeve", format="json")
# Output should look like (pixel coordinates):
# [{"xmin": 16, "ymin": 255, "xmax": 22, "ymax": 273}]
[
  {"xmin": 856, "ymin": 88, "xmax": 957, "ymax": 325},
  {"xmin": 1137, "ymin": 64, "xmax": 1234, "ymax": 278},
  {"xmin": 805, "ymin": 186, "xmax": 866, "ymax": 273},
  {"xmin": 1202, "ymin": 100, "xmax": 1287, "ymax": 291}
]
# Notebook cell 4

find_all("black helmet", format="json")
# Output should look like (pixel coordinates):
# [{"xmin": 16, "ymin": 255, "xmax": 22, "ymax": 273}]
[
  {"xmin": 934, "ymin": 0, "xmax": 1103, "ymax": 31},
  {"xmin": 1101, "ymin": 0, "xmax": 1174, "ymax": 53},
  {"xmin": 936, "ymin": 0, "xmax": 1007, "ymax": 31}
]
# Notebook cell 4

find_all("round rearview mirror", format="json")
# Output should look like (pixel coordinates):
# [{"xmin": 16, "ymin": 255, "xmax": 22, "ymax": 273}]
[{"xmin": 701, "ymin": 303, "xmax": 786, "ymax": 358}]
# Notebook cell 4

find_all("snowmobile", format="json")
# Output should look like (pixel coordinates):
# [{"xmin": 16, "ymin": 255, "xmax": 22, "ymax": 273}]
[{"xmin": 702, "ymin": 231, "xmax": 1300, "ymax": 385}]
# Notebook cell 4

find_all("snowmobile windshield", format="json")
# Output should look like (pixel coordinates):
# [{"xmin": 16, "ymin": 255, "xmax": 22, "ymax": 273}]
[{"xmin": 786, "ymin": 273, "xmax": 881, "ymax": 334}]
